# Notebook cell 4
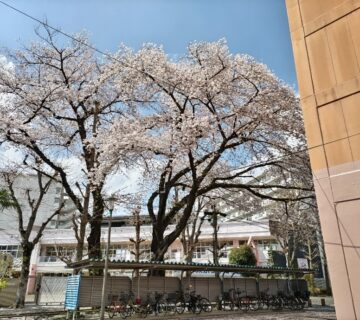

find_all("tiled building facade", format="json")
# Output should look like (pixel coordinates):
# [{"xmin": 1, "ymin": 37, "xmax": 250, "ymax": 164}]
[{"xmin": 286, "ymin": 1, "xmax": 360, "ymax": 319}]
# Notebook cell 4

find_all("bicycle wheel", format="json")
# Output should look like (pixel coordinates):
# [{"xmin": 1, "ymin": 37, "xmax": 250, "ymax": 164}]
[
  {"xmin": 175, "ymin": 299, "xmax": 185, "ymax": 314},
  {"xmin": 119, "ymin": 301, "xmax": 129, "ymax": 319},
  {"xmin": 139, "ymin": 305, "xmax": 149, "ymax": 318},
  {"xmin": 200, "ymin": 298, "xmax": 212, "ymax": 312},
  {"xmin": 107, "ymin": 302, "xmax": 117, "ymax": 319},
  {"xmin": 239, "ymin": 297, "xmax": 250, "ymax": 312},
  {"xmin": 277, "ymin": 297, "xmax": 284, "ymax": 310},
  {"xmin": 191, "ymin": 301, "xmax": 202, "ymax": 314},
  {"xmin": 249, "ymin": 297, "xmax": 259, "ymax": 311},
  {"xmin": 219, "ymin": 299, "xmax": 233, "ymax": 311},
  {"xmin": 258, "ymin": 298, "xmax": 269, "ymax": 310},
  {"xmin": 156, "ymin": 301, "xmax": 167, "ymax": 315},
  {"xmin": 125, "ymin": 304, "xmax": 134, "ymax": 318},
  {"xmin": 166, "ymin": 301, "xmax": 176, "ymax": 315},
  {"xmin": 268, "ymin": 297, "xmax": 278, "ymax": 310},
  {"xmin": 298, "ymin": 298, "xmax": 305, "ymax": 310}
]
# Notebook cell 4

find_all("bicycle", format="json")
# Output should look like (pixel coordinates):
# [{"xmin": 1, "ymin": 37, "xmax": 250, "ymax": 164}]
[
  {"xmin": 294, "ymin": 290, "xmax": 307, "ymax": 310},
  {"xmin": 175, "ymin": 290, "xmax": 202, "ymax": 314},
  {"xmin": 107, "ymin": 293, "xmax": 129, "ymax": 319},
  {"xmin": 257, "ymin": 288, "xmax": 273, "ymax": 310},
  {"xmin": 149, "ymin": 291, "xmax": 168, "ymax": 316},
  {"xmin": 165, "ymin": 292, "xmax": 179, "ymax": 315},
  {"xmin": 200, "ymin": 296, "xmax": 212, "ymax": 312},
  {"xmin": 277, "ymin": 290, "xmax": 301, "ymax": 310},
  {"xmin": 236, "ymin": 289, "xmax": 258, "ymax": 312},
  {"xmin": 123, "ymin": 291, "xmax": 149, "ymax": 318},
  {"xmin": 218, "ymin": 290, "xmax": 235, "ymax": 311}
]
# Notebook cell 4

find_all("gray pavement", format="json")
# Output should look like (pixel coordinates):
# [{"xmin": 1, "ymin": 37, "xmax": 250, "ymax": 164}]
[
  {"xmin": 0, "ymin": 308, "xmax": 338, "ymax": 320},
  {"xmin": 0, "ymin": 298, "xmax": 336, "ymax": 319},
  {"xmin": 174, "ymin": 308, "xmax": 336, "ymax": 320}
]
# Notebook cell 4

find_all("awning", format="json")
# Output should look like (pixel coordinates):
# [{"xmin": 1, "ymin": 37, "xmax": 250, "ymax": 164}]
[{"xmin": 67, "ymin": 259, "xmax": 314, "ymax": 274}]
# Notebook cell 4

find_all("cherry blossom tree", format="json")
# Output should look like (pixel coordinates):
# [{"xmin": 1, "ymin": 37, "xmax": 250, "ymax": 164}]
[
  {"xmin": 255, "ymin": 154, "xmax": 320, "ymax": 268},
  {"xmin": 98, "ymin": 40, "xmax": 314, "ymax": 267},
  {"xmin": 0, "ymin": 26, "xmax": 137, "ymax": 261},
  {"xmin": 269, "ymin": 200, "xmax": 317, "ymax": 268}
]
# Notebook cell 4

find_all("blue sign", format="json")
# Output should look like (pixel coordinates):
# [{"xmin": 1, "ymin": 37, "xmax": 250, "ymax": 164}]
[{"xmin": 64, "ymin": 275, "xmax": 81, "ymax": 310}]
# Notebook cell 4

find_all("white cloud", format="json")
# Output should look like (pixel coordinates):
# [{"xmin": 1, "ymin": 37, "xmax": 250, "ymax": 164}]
[
  {"xmin": 0, "ymin": 145, "xmax": 25, "ymax": 169},
  {"xmin": 105, "ymin": 167, "xmax": 143, "ymax": 195}
]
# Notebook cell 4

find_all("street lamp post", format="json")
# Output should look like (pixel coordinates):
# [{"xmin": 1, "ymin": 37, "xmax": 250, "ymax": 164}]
[{"xmin": 100, "ymin": 196, "xmax": 116, "ymax": 320}]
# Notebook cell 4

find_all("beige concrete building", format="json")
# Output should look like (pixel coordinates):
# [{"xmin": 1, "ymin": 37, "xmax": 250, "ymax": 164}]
[{"xmin": 286, "ymin": 1, "xmax": 360, "ymax": 319}]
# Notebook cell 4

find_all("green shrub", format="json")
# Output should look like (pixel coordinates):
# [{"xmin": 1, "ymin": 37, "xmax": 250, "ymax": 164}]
[
  {"xmin": 0, "ymin": 278, "xmax": 7, "ymax": 290},
  {"xmin": 304, "ymin": 274, "xmax": 321, "ymax": 295},
  {"xmin": 229, "ymin": 245, "xmax": 257, "ymax": 266}
]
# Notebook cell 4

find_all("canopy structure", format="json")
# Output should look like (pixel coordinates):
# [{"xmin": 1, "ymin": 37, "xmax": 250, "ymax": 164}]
[{"xmin": 68, "ymin": 259, "xmax": 314, "ymax": 275}]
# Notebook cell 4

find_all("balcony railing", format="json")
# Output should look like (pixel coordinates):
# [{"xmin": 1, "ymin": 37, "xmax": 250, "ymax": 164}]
[{"xmin": 38, "ymin": 256, "xmax": 61, "ymax": 263}]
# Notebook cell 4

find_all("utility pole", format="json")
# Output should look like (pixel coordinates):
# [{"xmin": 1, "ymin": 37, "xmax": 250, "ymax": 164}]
[
  {"xmin": 129, "ymin": 206, "xmax": 144, "ymax": 278},
  {"xmin": 203, "ymin": 203, "xmax": 226, "ymax": 278},
  {"xmin": 100, "ymin": 196, "xmax": 116, "ymax": 320}
]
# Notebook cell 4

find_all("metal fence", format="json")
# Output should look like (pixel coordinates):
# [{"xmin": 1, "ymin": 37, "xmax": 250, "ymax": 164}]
[
  {"xmin": 79, "ymin": 276, "xmax": 132, "ymax": 307},
  {"xmin": 132, "ymin": 276, "xmax": 180, "ymax": 301},
  {"xmin": 223, "ymin": 278, "xmax": 258, "ymax": 296},
  {"xmin": 35, "ymin": 275, "xmax": 309, "ymax": 307},
  {"xmin": 183, "ymin": 277, "xmax": 222, "ymax": 302},
  {"xmin": 38, "ymin": 276, "xmax": 68, "ymax": 305},
  {"xmin": 258, "ymin": 278, "xmax": 308, "ymax": 295}
]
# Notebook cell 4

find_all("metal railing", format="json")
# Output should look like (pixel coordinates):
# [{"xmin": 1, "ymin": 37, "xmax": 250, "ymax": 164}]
[{"xmin": 38, "ymin": 256, "xmax": 60, "ymax": 263}]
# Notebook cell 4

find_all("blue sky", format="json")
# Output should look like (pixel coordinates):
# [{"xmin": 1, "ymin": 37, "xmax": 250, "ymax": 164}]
[{"xmin": 0, "ymin": 0, "xmax": 297, "ymax": 88}]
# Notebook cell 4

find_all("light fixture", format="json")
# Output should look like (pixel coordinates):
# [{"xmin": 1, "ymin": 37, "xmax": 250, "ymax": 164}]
[{"xmin": 106, "ymin": 195, "xmax": 116, "ymax": 211}]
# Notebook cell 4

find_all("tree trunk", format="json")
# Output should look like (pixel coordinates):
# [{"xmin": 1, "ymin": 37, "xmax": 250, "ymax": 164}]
[
  {"xmin": 150, "ymin": 192, "xmax": 197, "ymax": 261},
  {"xmin": 87, "ymin": 188, "xmax": 104, "ymax": 260},
  {"xmin": 212, "ymin": 213, "xmax": 220, "ymax": 278},
  {"xmin": 149, "ymin": 227, "xmax": 166, "ymax": 276},
  {"xmin": 15, "ymin": 243, "xmax": 34, "ymax": 308},
  {"xmin": 184, "ymin": 253, "xmax": 193, "ymax": 278},
  {"xmin": 134, "ymin": 209, "xmax": 141, "ymax": 278},
  {"xmin": 75, "ymin": 213, "xmax": 87, "ymax": 265}
]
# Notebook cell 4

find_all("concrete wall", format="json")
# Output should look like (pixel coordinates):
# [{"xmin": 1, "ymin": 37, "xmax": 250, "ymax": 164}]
[
  {"xmin": 0, "ymin": 279, "xmax": 19, "ymax": 307},
  {"xmin": 285, "ymin": 1, "xmax": 360, "ymax": 319}
]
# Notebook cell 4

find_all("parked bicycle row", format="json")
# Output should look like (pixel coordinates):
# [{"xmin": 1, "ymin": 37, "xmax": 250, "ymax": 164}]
[
  {"xmin": 107, "ymin": 290, "xmax": 212, "ymax": 318},
  {"xmin": 106, "ymin": 288, "xmax": 309, "ymax": 318},
  {"xmin": 219, "ymin": 288, "xmax": 309, "ymax": 312}
]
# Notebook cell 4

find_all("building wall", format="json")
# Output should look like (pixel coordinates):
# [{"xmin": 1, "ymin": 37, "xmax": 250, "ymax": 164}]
[
  {"xmin": 0, "ymin": 174, "xmax": 67, "ymax": 229},
  {"xmin": 0, "ymin": 220, "xmax": 277, "ymax": 275},
  {"xmin": 286, "ymin": 1, "xmax": 360, "ymax": 319}
]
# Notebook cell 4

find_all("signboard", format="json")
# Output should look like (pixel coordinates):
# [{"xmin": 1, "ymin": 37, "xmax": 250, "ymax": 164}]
[
  {"xmin": 64, "ymin": 275, "xmax": 81, "ymax": 310},
  {"xmin": 297, "ymin": 258, "xmax": 309, "ymax": 269}
]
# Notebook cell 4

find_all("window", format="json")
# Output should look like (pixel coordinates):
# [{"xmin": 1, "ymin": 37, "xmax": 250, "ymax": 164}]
[
  {"xmin": 219, "ymin": 241, "xmax": 233, "ymax": 258},
  {"xmin": 139, "ymin": 244, "xmax": 152, "ymax": 260},
  {"xmin": 193, "ymin": 242, "xmax": 212, "ymax": 260},
  {"xmin": 256, "ymin": 239, "xmax": 278, "ymax": 251},
  {"xmin": 45, "ymin": 246, "xmax": 75, "ymax": 258},
  {"xmin": 102, "ymin": 244, "xmax": 135, "ymax": 260},
  {"xmin": 169, "ymin": 249, "xmax": 181, "ymax": 260},
  {"xmin": 0, "ymin": 245, "xmax": 22, "ymax": 258},
  {"xmin": 55, "ymin": 187, "xmax": 62, "ymax": 194}
]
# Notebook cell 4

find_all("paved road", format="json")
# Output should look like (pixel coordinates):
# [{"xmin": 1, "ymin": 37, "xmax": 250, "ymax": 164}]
[
  {"xmin": 167, "ymin": 308, "xmax": 336, "ymax": 320},
  {"xmin": 0, "ymin": 305, "xmax": 336, "ymax": 320}
]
